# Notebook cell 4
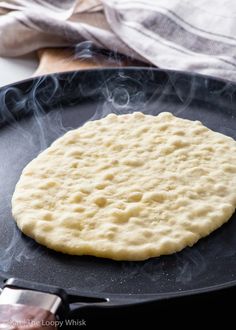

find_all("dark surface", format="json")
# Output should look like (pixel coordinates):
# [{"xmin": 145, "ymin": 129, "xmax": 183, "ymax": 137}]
[{"xmin": 0, "ymin": 68, "xmax": 236, "ymax": 305}]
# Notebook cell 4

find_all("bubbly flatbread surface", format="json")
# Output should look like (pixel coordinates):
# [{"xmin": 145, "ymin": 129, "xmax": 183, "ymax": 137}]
[{"xmin": 12, "ymin": 112, "xmax": 236, "ymax": 260}]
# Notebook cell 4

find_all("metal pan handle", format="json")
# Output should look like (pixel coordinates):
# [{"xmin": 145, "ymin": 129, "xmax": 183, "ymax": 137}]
[{"xmin": 0, "ymin": 277, "xmax": 114, "ymax": 327}]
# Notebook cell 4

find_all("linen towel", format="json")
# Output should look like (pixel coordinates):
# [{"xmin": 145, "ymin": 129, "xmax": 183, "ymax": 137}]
[{"xmin": 1, "ymin": 0, "xmax": 236, "ymax": 81}]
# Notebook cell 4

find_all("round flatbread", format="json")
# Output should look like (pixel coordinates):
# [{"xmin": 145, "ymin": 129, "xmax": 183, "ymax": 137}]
[{"xmin": 12, "ymin": 112, "xmax": 236, "ymax": 260}]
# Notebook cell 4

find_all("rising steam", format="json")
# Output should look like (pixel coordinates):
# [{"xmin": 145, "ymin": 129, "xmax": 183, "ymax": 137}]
[{"xmin": 0, "ymin": 43, "xmax": 235, "ymax": 293}]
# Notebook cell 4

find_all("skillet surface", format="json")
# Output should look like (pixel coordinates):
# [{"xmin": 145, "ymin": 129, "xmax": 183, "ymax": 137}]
[{"xmin": 0, "ymin": 68, "xmax": 236, "ymax": 303}]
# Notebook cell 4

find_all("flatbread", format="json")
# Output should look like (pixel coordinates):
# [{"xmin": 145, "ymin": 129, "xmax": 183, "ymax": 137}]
[{"xmin": 12, "ymin": 112, "xmax": 236, "ymax": 261}]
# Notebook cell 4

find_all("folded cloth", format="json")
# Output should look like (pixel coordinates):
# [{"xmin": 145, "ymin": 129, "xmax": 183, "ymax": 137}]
[{"xmin": 1, "ymin": 0, "xmax": 236, "ymax": 81}]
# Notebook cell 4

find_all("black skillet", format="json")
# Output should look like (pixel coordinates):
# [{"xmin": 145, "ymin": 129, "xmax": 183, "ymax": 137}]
[{"xmin": 0, "ymin": 68, "xmax": 236, "ymax": 324}]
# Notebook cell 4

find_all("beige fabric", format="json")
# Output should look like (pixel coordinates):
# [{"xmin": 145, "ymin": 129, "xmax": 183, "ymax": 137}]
[{"xmin": 2, "ymin": 1, "xmax": 236, "ymax": 81}]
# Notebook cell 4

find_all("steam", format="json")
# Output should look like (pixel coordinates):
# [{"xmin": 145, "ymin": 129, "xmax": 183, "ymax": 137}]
[
  {"xmin": 0, "ymin": 43, "xmax": 154, "ymax": 275},
  {"xmin": 74, "ymin": 41, "xmax": 100, "ymax": 59},
  {"xmin": 89, "ymin": 72, "xmax": 148, "ymax": 121},
  {"xmin": 0, "ymin": 43, "xmax": 236, "ymax": 293},
  {"xmin": 0, "ymin": 226, "xmax": 45, "ymax": 273},
  {"xmin": 0, "ymin": 74, "xmax": 69, "ymax": 273},
  {"xmin": 0, "ymin": 57, "xmax": 156, "ymax": 277},
  {"xmin": 174, "ymin": 249, "xmax": 206, "ymax": 284}
]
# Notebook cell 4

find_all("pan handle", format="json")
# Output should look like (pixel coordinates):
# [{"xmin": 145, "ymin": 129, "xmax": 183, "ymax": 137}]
[
  {"xmin": 0, "ymin": 304, "xmax": 57, "ymax": 329},
  {"xmin": 0, "ymin": 287, "xmax": 62, "ymax": 329}
]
